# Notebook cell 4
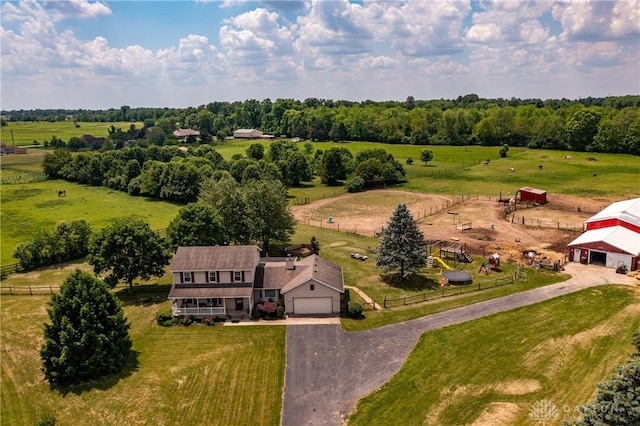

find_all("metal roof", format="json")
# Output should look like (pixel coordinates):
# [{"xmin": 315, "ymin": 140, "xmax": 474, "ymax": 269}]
[
  {"xmin": 585, "ymin": 197, "xmax": 640, "ymax": 227},
  {"xmin": 568, "ymin": 225, "xmax": 640, "ymax": 256}
]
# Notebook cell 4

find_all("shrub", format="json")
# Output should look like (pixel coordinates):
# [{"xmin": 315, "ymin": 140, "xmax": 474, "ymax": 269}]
[
  {"xmin": 179, "ymin": 316, "xmax": 193, "ymax": 326},
  {"xmin": 345, "ymin": 175, "xmax": 365, "ymax": 193},
  {"xmin": 251, "ymin": 308, "xmax": 261, "ymax": 320},
  {"xmin": 156, "ymin": 311, "xmax": 179, "ymax": 327},
  {"xmin": 201, "ymin": 317, "xmax": 215, "ymax": 326},
  {"xmin": 347, "ymin": 301, "xmax": 364, "ymax": 318},
  {"xmin": 277, "ymin": 305, "xmax": 285, "ymax": 319},
  {"xmin": 405, "ymin": 158, "xmax": 414, "ymax": 165},
  {"xmin": 36, "ymin": 413, "xmax": 56, "ymax": 426}
]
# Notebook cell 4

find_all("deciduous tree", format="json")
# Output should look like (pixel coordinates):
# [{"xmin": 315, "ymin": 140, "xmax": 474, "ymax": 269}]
[
  {"xmin": 376, "ymin": 203, "xmax": 426, "ymax": 279},
  {"xmin": 40, "ymin": 269, "xmax": 131, "ymax": 385},
  {"xmin": 166, "ymin": 203, "xmax": 227, "ymax": 249},
  {"xmin": 88, "ymin": 218, "xmax": 171, "ymax": 290}
]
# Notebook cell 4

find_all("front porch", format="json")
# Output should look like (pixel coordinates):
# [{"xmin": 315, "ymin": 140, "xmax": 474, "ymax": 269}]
[{"xmin": 169, "ymin": 293, "xmax": 252, "ymax": 319}]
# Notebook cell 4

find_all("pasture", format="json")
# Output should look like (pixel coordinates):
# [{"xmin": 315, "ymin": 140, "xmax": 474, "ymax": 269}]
[
  {"xmin": 1, "ymin": 292, "xmax": 285, "ymax": 426},
  {"xmin": 0, "ymin": 179, "xmax": 180, "ymax": 264},
  {"xmin": 1, "ymin": 121, "xmax": 142, "ymax": 146},
  {"xmin": 347, "ymin": 285, "xmax": 640, "ymax": 425}
]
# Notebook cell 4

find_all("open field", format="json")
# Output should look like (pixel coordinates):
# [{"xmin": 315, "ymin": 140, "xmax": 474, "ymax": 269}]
[
  {"xmin": 1, "ymin": 292, "xmax": 285, "ymax": 426},
  {"xmin": 0, "ymin": 180, "xmax": 181, "ymax": 264},
  {"xmin": 1, "ymin": 121, "xmax": 142, "ymax": 146},
  {"xmin": 347, "ymin": 285, "xmax": 640, "ymax": 426}
]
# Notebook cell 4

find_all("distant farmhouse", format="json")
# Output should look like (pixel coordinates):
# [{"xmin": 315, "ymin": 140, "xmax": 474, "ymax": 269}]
[
  {"xmin": 173, "ymin": 128, "xmax": 200, "ymax": 140},
  {"xmin": 568, "ymin": 197, "xmax": 640, "ymax": 270},
  {"xmin": 168, "ymin": 245, "xmax": 344, "ymax": 319},
  {"xmin": 233, "ymin": 129, "xmax": 263, "ymax": 139}
]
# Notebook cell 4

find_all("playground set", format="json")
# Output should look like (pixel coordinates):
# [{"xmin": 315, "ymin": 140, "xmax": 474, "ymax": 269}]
[{"xmin": 427, "ymin": 240, "xmax": 474, "ymax": 266}]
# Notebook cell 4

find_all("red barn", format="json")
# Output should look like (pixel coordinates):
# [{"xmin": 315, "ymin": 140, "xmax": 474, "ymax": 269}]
[
  {"xmin": 516, "ymin": 187, "xmax": 547, "ymax": 204},
  {"xmin": 568, "ymin": 197, "xmax": 640, "ymax": 270}
]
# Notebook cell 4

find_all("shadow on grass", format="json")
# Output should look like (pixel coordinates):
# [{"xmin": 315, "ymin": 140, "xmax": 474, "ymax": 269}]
[
  {"xmin": 49, "ymin": 349, "xmax": 141, "ymax": 396},
  {"xmin": 381, "ymin": 273, "xmax": 439, "ymax": 291},
  {"xmin": 115, "ymin": 283, "xmax": 172, "ymax": 306}
]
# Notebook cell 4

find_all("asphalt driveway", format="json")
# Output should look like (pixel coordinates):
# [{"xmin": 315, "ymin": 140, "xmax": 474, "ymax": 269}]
[{"xmin": 281, "ymin": 264, "xmax": 633, "ymax": 425}]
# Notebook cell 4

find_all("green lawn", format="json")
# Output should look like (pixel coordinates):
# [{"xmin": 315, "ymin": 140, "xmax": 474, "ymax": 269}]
[
  {"xmin": 0, "ymin": 293, "xmax": 285, "ymax": 426},
  {"xmin": 0, "ymin": 180, "xmax": 181, "ymax": 264},
  {"xmin": 293, "ymin": 224, "xmax": 569, "ymax": 331},
  {"xmin": 1, "ymin": 121, "xmax": 142, "ymax": 146},
  {"xmin": 347, "ymin": 285, "xmax": 640, "ymax": 425}
]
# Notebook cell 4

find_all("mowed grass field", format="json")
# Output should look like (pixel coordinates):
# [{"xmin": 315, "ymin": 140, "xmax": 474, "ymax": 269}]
[
  {"xmin": 1, "ymin": 121, "xmax": 142, "ymax": 146},
  {"xmin": 0, "ymin": 179, "xmax": 181, "ymax": 264},
  {"xmin": 1, "ymin": 137, "xmax": 639, "ymax": 425},
  {"xmin": 1, "ymin": 293, "xmax": 285, "ymax": 426},
  {"xmin": 347, "ymin": 285, "xmax": 640, "ymax": 426}
]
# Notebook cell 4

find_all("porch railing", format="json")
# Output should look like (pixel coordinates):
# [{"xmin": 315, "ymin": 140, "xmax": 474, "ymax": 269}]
[{"xmin": 171, "ymin": 306, "xmax": 226, "ymax": 317}]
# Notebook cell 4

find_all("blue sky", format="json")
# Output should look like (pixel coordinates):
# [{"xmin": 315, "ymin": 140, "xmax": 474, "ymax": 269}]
[{"xmin": 1, "ymin": 0, "xmax": 639, "ymax": 110}]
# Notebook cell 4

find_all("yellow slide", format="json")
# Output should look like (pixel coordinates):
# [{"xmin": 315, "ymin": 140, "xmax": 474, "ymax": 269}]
[{"xmin": 434, "ymin": 256, "xmax": 451, "ymax": 270}]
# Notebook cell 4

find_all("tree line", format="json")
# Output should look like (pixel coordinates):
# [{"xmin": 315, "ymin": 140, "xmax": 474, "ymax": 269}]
[
  {"xmin": 4, "ymin": 95, "xmax": 640, "ymax": 154},
  {"xmin": 42, "ymin": 142, "xmax": 406, "ymax": 203}
]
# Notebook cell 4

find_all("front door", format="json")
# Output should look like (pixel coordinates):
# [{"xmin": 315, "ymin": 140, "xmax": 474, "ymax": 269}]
[{"xmin": 235, "ymin": 298, "xmax": 244, "ymax": 311}]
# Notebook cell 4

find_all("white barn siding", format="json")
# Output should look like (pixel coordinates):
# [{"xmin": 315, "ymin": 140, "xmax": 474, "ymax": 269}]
[{"xmin": 283, "ymin": 280, "xmax": 341, "ymax": 314}]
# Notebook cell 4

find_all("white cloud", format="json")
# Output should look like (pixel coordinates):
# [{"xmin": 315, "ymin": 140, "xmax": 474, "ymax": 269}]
[
  {"xmin": 42, "ymin": 0, "xmax": 111, "ymax": 22},
  {"xmin": 466, "ymin": 22, "xmax": 501, "ymax": 43}
]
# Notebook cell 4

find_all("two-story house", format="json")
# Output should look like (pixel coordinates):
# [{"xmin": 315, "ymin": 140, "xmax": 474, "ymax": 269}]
[{"xmin": 168, "ymin": 245, "xmax": 344, "ymax": 318}]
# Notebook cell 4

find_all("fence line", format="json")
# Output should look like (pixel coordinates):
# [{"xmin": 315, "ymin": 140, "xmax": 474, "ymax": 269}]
[
  {"xmin": 506, "ymin": 214, "xmax": 583, "ymax": 232},
  {"xmin": 383, "ymin": 274, "xmax": 515, "ymax": 308},
  {"xmin": 0, "ymin": 286, "xmax": 61, "ymax": 295},
  {"xmin": 0, "ymin": 166, "xmax": 47, "ymax": 184},
  {"xmin": 1, "ymin": 227, "xmax": 169, "ymax": 279}
]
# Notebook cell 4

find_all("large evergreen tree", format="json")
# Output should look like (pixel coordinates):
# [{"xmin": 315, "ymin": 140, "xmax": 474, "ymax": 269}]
[
  {"xmin": 41, "ymin": 269, "xmax": 132, "ymax": 385},
  {"xmin": 87, "ymin": 218, "xmax": 171, "ymax": 290},
  {"xmin": 376, "ymin": 203, "xmax": 427, "ymax": 278}
]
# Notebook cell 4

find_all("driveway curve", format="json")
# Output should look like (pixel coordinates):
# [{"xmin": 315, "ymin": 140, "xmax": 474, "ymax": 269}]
[{"xmin": 281, "ymin": 264, "xmax": 633, "ymax": 426}]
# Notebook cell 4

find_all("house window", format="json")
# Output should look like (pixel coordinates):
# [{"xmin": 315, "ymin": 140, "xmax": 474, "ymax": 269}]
[
  {"xmin": 182, "ymin": 272, "xmax": 191, "ymax": 283},
  {"xmin": 310, "ymin": 284, "xmax": 315, "ymax": 291},
  {"xmin": 234, "ymin": 271, "xmax": 242, "ymax": 282},
  {"xmin": 264, "ymin": 289, "xmax": 276, "ymax": 300},
  {"xmin": 208, "ymin": 272, "xmax": 217, "ymax": 283}
]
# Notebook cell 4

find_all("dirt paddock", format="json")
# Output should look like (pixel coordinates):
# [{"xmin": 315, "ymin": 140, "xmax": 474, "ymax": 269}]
[{"xmin": 291, "ymin": 190, "xmax": 620, "ymax": 261}]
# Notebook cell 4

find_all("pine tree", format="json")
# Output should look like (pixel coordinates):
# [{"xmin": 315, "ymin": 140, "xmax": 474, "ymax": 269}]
[
  {"xmin": 376, "ymin": 203, "xmax": 427, "ymax": 278},
  {"xmin": 40, "ymin": 269, "xmax": 132, "ymax": 385}
]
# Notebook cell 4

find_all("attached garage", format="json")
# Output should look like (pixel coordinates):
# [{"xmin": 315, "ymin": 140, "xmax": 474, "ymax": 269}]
[
  {"xmin": 293, "ymin": 297, "xmax": 333, "ymax": 315},
  {"xmin": 280, "ymin": 255, "xmax": 344, "ymax": 316}
]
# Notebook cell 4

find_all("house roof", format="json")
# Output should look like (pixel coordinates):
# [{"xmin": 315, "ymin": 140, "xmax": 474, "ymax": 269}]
[
  {"xmin": 173, "ymin": 128, "xmax": 200, "ymax": 137},
  {"xmin": 585, "ymin": 197, "xmax": 640, "ymax": 227},
  {"xmin": 518, "ymin": 187, "xmax": 546, "ymax": 195},
  {"xmin": 568, "ymin": 226, "xmax": 640, "ymax": 256},
  {"xmin": 171, "ymin": 246, "xmax": 261, "ymax": 271},
  {"xmin": 168, "ymin": 285, "xmax": 252, "ymax": 299},
  {"xmin": 280, "ymin": 255, "xmax": 344, "ymax": 294}
]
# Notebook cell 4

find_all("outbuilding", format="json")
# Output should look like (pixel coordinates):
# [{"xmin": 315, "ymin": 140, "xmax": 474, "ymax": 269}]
[
  {"xmin": 568, "ymin": 197, "xmax": 640, "ymax": 270},
  {"xmin": 516, "ymin": 187, "xmax": 547, "ymax": 204},
  {"xmin": 233, "ymin": 129, "xmax": 263, "ymax": 139}
]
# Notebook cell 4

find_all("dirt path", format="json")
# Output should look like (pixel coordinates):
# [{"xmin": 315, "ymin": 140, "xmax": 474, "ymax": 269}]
[{"xmin": 281, "ymin": 264, "xmax": 635, "ymax": 426}]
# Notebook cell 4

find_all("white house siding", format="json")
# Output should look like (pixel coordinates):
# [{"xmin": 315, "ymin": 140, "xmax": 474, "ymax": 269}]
[{"xmin": 283, "ymin": 280, "xmax": 341, "ymax": 314}]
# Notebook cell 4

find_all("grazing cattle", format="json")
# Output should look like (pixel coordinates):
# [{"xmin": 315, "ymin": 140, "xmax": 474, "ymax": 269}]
[
  {"xmin": 538, "ymin": 164, "xmax": 543, "ymax": 170},
  {"xmin": 508, "ymin": 167, "xmax": 515, "ymax": 173},
  {"xmin": 58, "ymin": 190, "xmax": 66, "ymax": 197},
  {"xmin": 563, "ymin": 155, "xmax": 573, "ymax": 160},
  {"xmin": 587, "ymin": 156, "xmax": 598, "ymax": 161},
  {"xmin": 482, "ymin": 160, "xmax": 490, "ymax": 165}
]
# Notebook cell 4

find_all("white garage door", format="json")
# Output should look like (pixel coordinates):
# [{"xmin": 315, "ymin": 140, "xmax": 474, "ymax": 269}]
[{"xmin": 293, "ymin": 297, "xmax": 333, "ymax": 315}]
